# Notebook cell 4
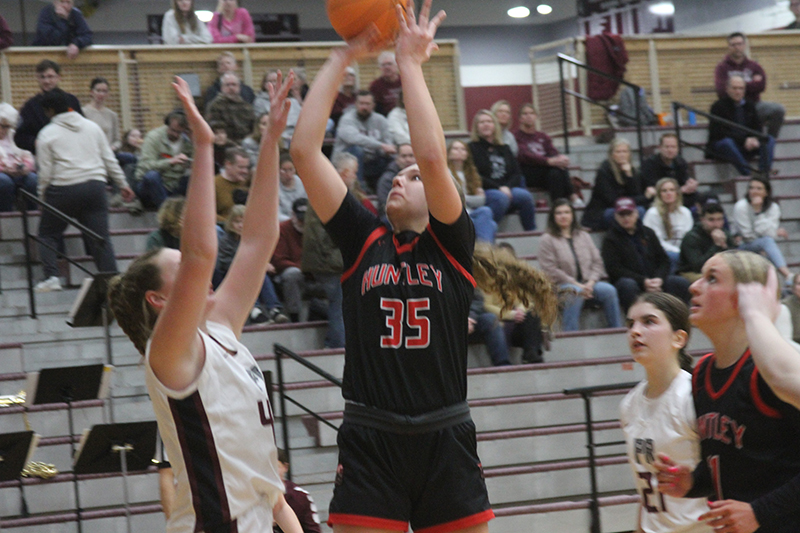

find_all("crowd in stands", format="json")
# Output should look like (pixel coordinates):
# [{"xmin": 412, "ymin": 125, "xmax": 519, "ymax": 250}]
[{"xmin": 1, "ymin": 6, "xmax": 799, "ymax": 366}]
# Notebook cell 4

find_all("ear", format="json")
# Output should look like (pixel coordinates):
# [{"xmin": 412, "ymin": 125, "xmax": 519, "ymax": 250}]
[
  {"xmin": 145, "ymin": 290, "xmax": 165, "ymax": 313},
  {"xmin": 672, "ymin": 329, "xmax": 688, "ymax": 351}
]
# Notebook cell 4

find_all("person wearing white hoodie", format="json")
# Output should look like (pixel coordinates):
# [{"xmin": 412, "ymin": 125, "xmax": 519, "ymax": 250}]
[{"xmin": 34, "ymin": 88, "xmax": 134, "ymax": 292}]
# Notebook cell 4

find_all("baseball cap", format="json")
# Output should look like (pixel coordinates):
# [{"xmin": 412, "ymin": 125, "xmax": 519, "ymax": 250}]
[
  {"xmin": 614, "ymin": 197, "xmax": 637, "ymax": 214},
  {"xmin": 292, "ymin": 197, "xmax": 308, "ymax": 221}
]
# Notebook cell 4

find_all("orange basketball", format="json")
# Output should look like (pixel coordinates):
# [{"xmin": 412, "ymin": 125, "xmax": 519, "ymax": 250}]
[{"xmin": 326, "ymin": 0, "xmax": 410, "ymax": 46}]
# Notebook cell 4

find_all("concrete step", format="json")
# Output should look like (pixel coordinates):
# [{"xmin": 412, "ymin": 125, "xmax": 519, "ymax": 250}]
[
  {"xmin": 492, "ymin": 497, "xmax": 637, "ymax": 533},
  {"xmin": 0, "ymin": 505, "xmax": 165, "ymax": 533},
  {"xmin": 734, "ymin": 175, "xmax": 800, "ymax": 199},
  {"xmin": 0, "ymin": 229, "xmax": 154, "ymax": 260},
  {"xmin": 0, "ymin": 209, "xmax": 157, "ymax": 242}
]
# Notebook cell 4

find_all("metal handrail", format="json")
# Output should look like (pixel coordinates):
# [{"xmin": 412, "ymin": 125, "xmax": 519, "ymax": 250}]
[
  {"xmin": 17, "ymin": 190, "xmax": 107, "ymax": 319},
  {"xmin": 557, "ymin": 53, "xmax": 645, "ymax": 163},
  {"xmin": 563, "ymin": 381, "xmax": 639, "ymax": 533},
  {"xmin": 273, "ymin": 343, "xmax": 342, "ymax": 481}
]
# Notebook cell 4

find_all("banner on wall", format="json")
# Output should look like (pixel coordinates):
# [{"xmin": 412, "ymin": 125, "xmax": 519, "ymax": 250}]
[
  {"xmin": 579, "ymin": 0, "xmax": 674, "ymax": 35},
  {"xmin": 578, "ymin": 0, "xmax": 643, "ymax": 17}
]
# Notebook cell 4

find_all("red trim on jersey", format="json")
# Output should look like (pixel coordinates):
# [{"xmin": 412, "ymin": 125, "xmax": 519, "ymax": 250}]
[
  {"xmin": 750, "ymin": 369, "xmax": 783, "ymax": 418},
  {"xmin": 327, "ymin": 513, "xmax": 408, "ymax": 531},
  {"xmin": 704, "ymin": 350, "xmax": 751, "ymax": 401},
  {"xmin": 393, "ymin": 233, "xmax": 420, "ymax": 255},
  {"xmin": 692, "ymin": 353, "xmax": 714, "ymax": 397},
  {"xmin": 341, "ymin": 226, "xmax": 389, "ymax": 283},
  {"xmin": 415, "ymin": 509, "xmax": 495, "ymax": 533},
  {"xmin": 426, "ymin": 223, "xmax": 477, "ymax": 288}
]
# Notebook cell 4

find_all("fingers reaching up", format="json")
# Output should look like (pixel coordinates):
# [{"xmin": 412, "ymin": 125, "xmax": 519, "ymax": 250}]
[
  {"xmin": 396, "ymin": 0, "xmax": 446, "ymax": 64},
  {"xmin": 737, "ymin": 265, "xmax": 781, "ymax": 323},
  {"xmin": 172, "ymin": 76, "xmax": 213, "ymax": 145},
  {"xmin": 264, "ymin": 70, "xmax": 296, "ymax": 140}
]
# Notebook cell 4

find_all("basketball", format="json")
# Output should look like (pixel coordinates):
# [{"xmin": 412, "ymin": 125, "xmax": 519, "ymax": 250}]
[{"xmin": 326, "ymin": 0, "xmax": 410, "ymax": 46}]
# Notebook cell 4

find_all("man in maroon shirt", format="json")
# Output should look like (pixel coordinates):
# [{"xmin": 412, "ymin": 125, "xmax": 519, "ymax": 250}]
[
  {"xmin": 514, "ymin": 104, "xmax": 581, "ymax": 207},
  {"xmin": 331, "ymin": 66, "xmax": 357, "ymax": 129},
  {"xmin": 272, "ymin": 197, "xmax": 307, "ymax": 323},
  {"xmin": 0, "ymin": 14, "xmax": 12, "ymax": 50},
  {"xmin": 369, "ymin": 51, "xmax": 402, "ymax": 116},
  {"xmin": 714, "ymin": 32, "xmax": 784, "ymax": 138}
]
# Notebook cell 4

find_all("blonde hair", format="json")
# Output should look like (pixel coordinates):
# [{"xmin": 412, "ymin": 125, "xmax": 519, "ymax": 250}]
[
  {"xmin": 717, "ymin": 250, "xmax": 772, "ymax": 286},
  {"xmin": 490, "ymin": 100, "xmax": 512, "ymax": 127},
  {"xmin": 653, "ymin": 178, "xmax": 683, "ymax": 240},
  {"xmin": 607, "ymin": 138, "xmax": 632, "ymax": 186},
  {"xmin": 470, "ymin": 110, "xmax": 504, "ymax": 146},
  {"xmin": 157, "ymin": 196, "xmax": 185, "ymax": 238},
  {"xmin": 447, "ymin": 140, "xmax": 482, "ymax": 195},
  {"xmin": 224, "ymin": 204, "xmax": 246, "ymax": 233}
]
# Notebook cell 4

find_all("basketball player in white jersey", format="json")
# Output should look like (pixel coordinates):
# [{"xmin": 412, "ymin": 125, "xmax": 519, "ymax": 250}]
[
  {"xmin": 108, "ymin": 75, "xmax": 302, "ymax": 533},
  {"xmin": 621, "ymin": 293, "xmax": 712, "ymax": 533}
]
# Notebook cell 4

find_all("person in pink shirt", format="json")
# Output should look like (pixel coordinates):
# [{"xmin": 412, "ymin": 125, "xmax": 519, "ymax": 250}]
[{"xmin": 209, "ymin": 0, "xmax": 255, "ymax": 44}]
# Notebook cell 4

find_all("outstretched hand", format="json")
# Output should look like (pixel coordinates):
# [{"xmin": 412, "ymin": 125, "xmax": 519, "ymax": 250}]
[
  {"xmin": 396, "ymin": 0, "xmax": 446, "ymax": 65},
  {"xmin": 737, "ymin": 265, "xmax": 781, "ymax": 323},
  {"xmin": 263, "ymin": 70, "xmax": 295, "ymax": 141},
  {"xmin": 172, "ymin": 76, "xmax": 213, "ymax": 145}
]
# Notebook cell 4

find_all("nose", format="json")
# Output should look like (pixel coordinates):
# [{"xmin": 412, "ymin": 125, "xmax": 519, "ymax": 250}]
[
  {"xmin": 689, "ymin": 279, "xmax": 701, "ymax": 295},
  {"xmin": 391, "ymin": 174, "xmax": 403, "ymax": 188}
]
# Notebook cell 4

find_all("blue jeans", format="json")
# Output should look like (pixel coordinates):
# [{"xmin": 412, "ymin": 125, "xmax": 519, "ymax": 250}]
[
  {"xmin": 712, "ymin": 136, "xmax": 775, "ymax": 175},
  {"xmin": 469, "ymin": 206, "xmax": 497, "ymax": 243},
  {"xmin": 485, "ymin": 187, "xmax": 536, "ymax": 231},
  {"xmin": 739, "ymin": 236, "xmax": 787, "ymax": 269},
  {"xmin": 560, "ymin": 281, "xmax": 622, "ymax": 331},
  {"xmin": 665, "ymin": 250, "xmax": 680, "ymax": 275},
  {"xmin": 468, "ymin": 311, "xmax": 510, "ymax": 366},
  {"xmin": 0, "ymin": 172, "xmax": 38, "ymax": 211},
  {"xmin": 135, "ymin": 170, "xmax": 189, "ymax": 209},
  {"xmin": 312, "ymin": 274, "xmax": 345, "ymax": 348}
]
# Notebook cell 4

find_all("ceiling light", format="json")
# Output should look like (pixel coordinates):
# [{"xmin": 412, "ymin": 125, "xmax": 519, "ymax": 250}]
[
  {"xmin": 648, "ymin": 2, "xmax": 675, "ymax": 16},
  {"xmin": 537, "ymin": 4, "xmax": 553, "ymax": 15},
  {"xmin": 508, "ymin": 6, "xmax": 531, "ymax": 18},
  {"xmin": 196, "ymin": 10, "xmax": 214, "ymax": 23}
]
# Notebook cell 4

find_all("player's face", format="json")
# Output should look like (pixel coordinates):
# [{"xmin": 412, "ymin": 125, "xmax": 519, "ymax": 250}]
[
  {"xmin": 626, "ymin": 302, "xmax": 686, "ymax": 367},
  {"xmin": 689, "ymin": 255, "xmax": 738, "ymax": 329},
  {"xmin": 386, "ymin": 164, "xmax": 428, "ymax": 226}
]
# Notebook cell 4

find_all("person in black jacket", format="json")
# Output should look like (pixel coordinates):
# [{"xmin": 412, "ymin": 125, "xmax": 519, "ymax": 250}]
[
  {"xmin": 14, "ymin": 60, "xmax": 83, "ymax": 154},
  {"xmin": 640, "ymin": 133, "xmax": 697, "ymax": 209},
  {"xmin": 32, "ymin": 0, "xmax": 93, "ymax": 60},
  {"xmin": 582, "ymin": 138, "xmax": 649, "ymax": 231},
  {"xmin": 707, "ymin": 76, "xmax": 775, "ymax": 176},
  {"xmin": 601, "ymin": 197, "xmax": 690, "ymax": 311},
  {"xmin": 469, "ymin": 110, "xmax": 536, "ymax": 230}
]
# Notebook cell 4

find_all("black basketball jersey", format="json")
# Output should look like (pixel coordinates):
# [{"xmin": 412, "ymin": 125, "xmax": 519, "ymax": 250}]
[
  {"xmin": 692, "ymin": 350, "xmax": 800, "ymax": 531},
  {"xmin": 324, "ymin": 193, "xmax": 476, "ymax": 416}
]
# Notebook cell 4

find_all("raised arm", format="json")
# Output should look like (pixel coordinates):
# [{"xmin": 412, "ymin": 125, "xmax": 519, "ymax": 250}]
[
  {"xmin": 210, "ymin": 71, "xmax": 295, "ymax": 335},
  {"xmin": 147, "ymin": 77, "xmax": 217, "ymax": 391},
  {"xmin": 395, "ymin": 0, "xmax": 459, "ymax": 224}
]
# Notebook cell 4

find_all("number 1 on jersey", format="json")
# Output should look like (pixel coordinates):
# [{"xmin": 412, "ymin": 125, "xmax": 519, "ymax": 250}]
[{"xmin": 380, "ymin": 297, "xmax": 431, "ymax": 349}]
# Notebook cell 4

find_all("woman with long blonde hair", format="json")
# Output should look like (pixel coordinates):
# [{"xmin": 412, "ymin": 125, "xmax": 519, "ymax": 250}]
[
  {"xmin": 209, "ymin": 0, "xmax": 254, "ymax": 43},
  {"xmin": 643, "ymin": 177, "xmax": 693, "ymax": 272}
]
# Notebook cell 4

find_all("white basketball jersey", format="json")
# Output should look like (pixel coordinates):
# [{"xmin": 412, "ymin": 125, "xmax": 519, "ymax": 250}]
[
  {"xmin": 146, "ymin": 321, "xmax": 284, "ymax": 533},
  {"xmin": 620, "ymin": 371, "xmax": 712, "ymax": 533}
]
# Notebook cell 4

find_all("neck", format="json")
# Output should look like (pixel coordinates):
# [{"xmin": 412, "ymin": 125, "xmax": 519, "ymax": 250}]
[
  {"xmin": 644, "ymin": 360, "xmax": 680, "ymax": 399},
  {"xmin": 519, "ymin": 123, "xmax": 536, "ymax": 133},
  {"xmin": 392, "ymin": 216, "xmax": 428, "ymax": 235},
  {"xmin": 450, "ymin": 160, "xmax": 464, "ymax": 172},
  {"xmin": 385, "ymin": 74, "xmax": 399, "ymax": 83},
  {"xmin": 559, "ymin": 227, "xmax": 572, "ymax": 238},
  {"xmin": 659, "ymin": 154, "xmax": 673, "ymax": 166},
  {"xmin": 91, "ymin": 101, "xmax": 104, "ymax": 109},
  {"xmin": 703, "ymin": 319, "xmax": 749, "ymax": 368}
]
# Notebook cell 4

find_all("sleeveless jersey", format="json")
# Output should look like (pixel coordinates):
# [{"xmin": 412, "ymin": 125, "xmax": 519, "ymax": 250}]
[
  {"xmin": 325, "ymin": 193, "xmax": 476, "ymax": 415},
  {"xmin": 692, "ymin": 350, "xmax": 800, "ymax": 531},
  {"xmin": 145, "ymin": 321, "xmax": 284, "ymax": 533},
  {"xmin": 620, "ymin": 371, "xmax": 712, "ymax": 533}
]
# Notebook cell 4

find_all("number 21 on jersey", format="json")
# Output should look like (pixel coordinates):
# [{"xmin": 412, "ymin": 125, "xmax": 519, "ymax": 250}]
[{"xmin": 380, "ymin": 297, "xmax": 430, "ymax": 349}]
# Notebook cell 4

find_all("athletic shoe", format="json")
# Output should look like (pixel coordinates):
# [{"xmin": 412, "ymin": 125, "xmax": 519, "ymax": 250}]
[
  {"xmin": 268, "ymin": 308, "xmax": 290, "ymax": 324},
  {"xmin": 249, "ymin": 307, "xmax": 269, "ymax": 324},
  {"xmin": 35, "ymin": 276, "xmax": 62, "ymax": 293}
]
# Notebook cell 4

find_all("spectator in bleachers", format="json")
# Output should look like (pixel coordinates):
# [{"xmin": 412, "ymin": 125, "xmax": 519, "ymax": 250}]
[
  {"xmin": 707, "ymin": 76, "xmax": 775, "ymax": 177},
  {"xmin": 715, "ymin": 32, "xmax": 784, "ymax": 138},
  {"xmin": 369, "ymin": 51, "xmax": 401, "ymax": 116},
  {"xmin": 330, "ymin": 67, "xmax": 358, "ymax": 129},
  {"xmin": 469, "ymin": 289, "xmax": 512, "ymax": 366},
  {"xmin": 135, "ymin": 110, "xmax": 192, "ymax": 209},
  {"xmin": 582, "ymin": 138, "xmax": 649, "ymax": 231},
  {"xmin": 211, "ymin": 120, "xmax": 237, "ymax": 172},
  {"xmin": 275, "ymin": 449, "xmax": 322, "ymax": 533},
  {"xmin": 206, "ymin": 72, "xmax": 255, "ymax": 144},
  {"xmin": 204, "ymin": 52, "xmax": 255, "ymax": 110},
  {"xmin": 119, "ymin": 128, "xmax": 143, "ymax": 157},
  {"xmin": 601, "ymin": 197, "xmax": 690, "ymax": 312},
  {"xmin": 447, "ymin": 139, "xmax": 497, "ymax": 243},
  {"xmin": 676, "ymin": 198, "xmax": 734, "ymax": 283},
  {"xmin": 242, "ymin": 112, "xmax": 269, "ymax": 166},
  {"xmin": 640, "ymin": 133, "xmax": 697, "ymax": 209},
  {"xmin": 0, "ymin": 103, "xmax": 38, "ymax": 212},
  {"xmin": 469, "ymin": 109, "xmax": 536, "ymax": 231},
  {"xmin": 615, "ymin": 86, "xmax": 657, "ymax": 127},
  {"xmin": 208, "ymin": 0, "xmax": 254, "ymax": 44},
  {"xmin": 332, "ymin": 90, "xmax": 394, "ymax": 192},
  {"xmin": 376, "ymin": 143, "xmax": 415, "ymax": 217},
  {"xmin": 146, "ymin": 196, "xmax": 185, "ymax": 251},
  {"xmin": 0, "ymin": 14, "xmax": 12, "ymax": 49},
  {"xmin": 34, "ymin": 88, "xmax": 134, "ymax": 292},
  {"xmin": 733, "ymin": 176, "xmax": 793, "ymax": 281},
  {"xmin": 83, "ymin": 77, "xmax": 121, "ymax": 152},
  {"xmin": 331, "ymin": 152, "xmax": 377, "ymax": 216},
  {"xmin": 386, "ymin": 90, "xmax": 410, "ymax": 146},
  {"xmin": 215, "ymin": 205, "xmax": 289, "ymax": 324},
  {"xmin": 490, "ymin": 100, "xmax": 518, "ymax": 156},
  {"xmin": 278, "ymin": 153, "xmax": 306, "ymax": 222},
  {"xmin": 643, "ymin": 178, "xmax": 694, "ymax": 273},
  {"xmin": 782, "ymin": 275, "xmax": 800, "ymax": 344},
  {"xmin": 539, "ymin": 199, "xmax": 622, "ymax": 331},
  {"xmin": 15, "ymin": 60, "xmax": 82, "ymax": 154},
  {"xmin": 215, "ymin": 146, "xmax": 250, "ymax": 222},
  {"xmin": 32, "ymin": 0, "xmax": 92, "ymax": 60},
  {"xmin": 514, "ymin": 103, "xmax": 579, "ymax": 207},
  {"xmin": 254, "ymin": 70, "xmax": 278, "ymax": 117},
  {"xmin": 272, "ymin": 197, "xmax": 307, "ymax": 323},
  {"xmin": 161, "ymin": 0, "xmax": 212, "ymax": 45},
  {"xmin": 784, "ymin": 0, "xmax": 800, "ymax": 29}
]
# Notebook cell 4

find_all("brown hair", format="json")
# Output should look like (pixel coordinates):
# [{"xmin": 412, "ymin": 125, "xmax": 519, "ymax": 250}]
[
  {"xmin": 447, "ymin": 140, "xmax": 482, "ymax": 195},
  {"xmin": 172, "ymin": 0, "xmax": 199, "ymax": 33},
  {"xmin": 107, "ymin": 248, "xmax": 165, "ymax": 356},
  {"xmin": 632, "ymin": 292, "xmax": 693, "ymax": 372},
  {"xmin": 472, "ymin": 243, "xmax": 558, "ymax": 327},
  {"xmin": 546, "ymin": 198, "xmax": 581, "ymax": 236},
  {"xmin": 653, "ymin": 178, "xmax": 683, "ymax": 240}
]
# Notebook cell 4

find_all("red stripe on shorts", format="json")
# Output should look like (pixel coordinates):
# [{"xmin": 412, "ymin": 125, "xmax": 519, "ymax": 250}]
[
  {"xmin": 414, "ymin": 509, "xmax": 495, "ymax": 533},
  {"xmin": 327, "ymin": 513, "xmax": 408, "ymax": 531}
]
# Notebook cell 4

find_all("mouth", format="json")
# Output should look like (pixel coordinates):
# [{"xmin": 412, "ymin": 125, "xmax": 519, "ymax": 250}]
[{"xmin": 631, "ymin": 341, "xmax": 645, "ymax": 350}]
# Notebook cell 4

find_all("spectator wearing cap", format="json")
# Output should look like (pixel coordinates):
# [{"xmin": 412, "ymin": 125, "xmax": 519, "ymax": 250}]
[
  {"xmin": 33, "ymin": 0, "xmax": 93, "ymax": 60},
  {"xmin": 278, "ymin": 153, "xmax": 306, "ymax": 222},
  {"xmin": 601, "ymin": 197, "xmax": 691, "ymax": 311},
  {"xmin": 272, "ymin": 198, "xmax": 308, "ymax": 323},
  {"xmin": 676, "ymin": 199, "xmax": 735, "ymax": 283}
]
